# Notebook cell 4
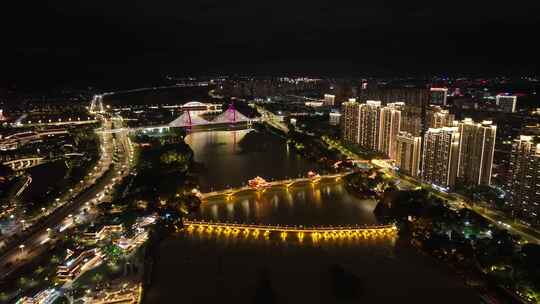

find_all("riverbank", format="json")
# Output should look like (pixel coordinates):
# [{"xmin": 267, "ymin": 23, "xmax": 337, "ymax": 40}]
[
  {"xmin": 144, "ymin": 127, "xmax": 481, "ymax": 303},
  {"xmin": 376, "ymin": 187, "xmax": 540, "ymax": 303}
]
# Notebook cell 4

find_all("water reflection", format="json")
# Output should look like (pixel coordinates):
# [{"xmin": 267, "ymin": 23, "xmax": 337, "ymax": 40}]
[
  {"xmin": 185, "ymin": 129, "xmax": 319, "ymax": 192},
  {"xmin": 195, "ymin": 181, "xmax": 379, "ymax": 227},
  {"xmin": 182, "ymin": 227, "xmax": 397, "ymax": 249}
]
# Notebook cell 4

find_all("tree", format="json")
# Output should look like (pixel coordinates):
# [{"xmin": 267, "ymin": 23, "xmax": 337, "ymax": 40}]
[
  {"xmin": 92, "ymin": 273, "xmax": 104, "ymax": 284},
  {"xmin": 51, "ymin": 255, "xmax": 60, "ymax": 264},
  {"xmin": 34, "ymin": 266, "xmax": 46, "ymax": 275},
  {"xmin": 103, "ymin": 243, "xmax": 123, "ymax": 263},
  {"xmin": 18, "ymin": 276, "xmax": 28, "ymax": 288},
  {"xmin": 158, "ymin": 144, "xmax": 192, "ymax": 174},
  {"xmin": 168, "ymin": 193, "xmax": 201, "ymax": 215},
  {"xmin": 0, "ymin": 292, "xmax": 9, "ymax": 303},
  {"xmin": 518, "ymin": 244, "xmax": 540, "ymax": 290}
]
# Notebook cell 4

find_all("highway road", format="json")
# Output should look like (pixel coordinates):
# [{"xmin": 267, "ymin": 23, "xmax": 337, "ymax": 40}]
[
  {"xmin": 255, "ymin": 105, "xmax": 290, "ymax": 133},
  {"xmin": 0, "ymin": 115, "xmax": 134, "ymax": 280}
]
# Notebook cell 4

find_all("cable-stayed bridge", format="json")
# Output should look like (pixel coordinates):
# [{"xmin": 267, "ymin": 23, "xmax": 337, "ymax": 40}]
[
  {"xmin": 169, "ymin": 103, "xmax": 254, "ymax": 128},
  {"xmin": 98, "ymin": 103, "xmax": 257, "ymax": 134}
]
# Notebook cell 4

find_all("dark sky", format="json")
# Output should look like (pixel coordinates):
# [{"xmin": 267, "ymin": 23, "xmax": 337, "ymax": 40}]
[{"xmin": 3, "ymin": 1, "xmax": 540, "ymax": 87}]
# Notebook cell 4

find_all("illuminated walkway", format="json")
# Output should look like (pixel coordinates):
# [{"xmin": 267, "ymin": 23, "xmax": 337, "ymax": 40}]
[
  {"xmin": 183, "ymin": 220, "xmax": 397, "ymax": 241},
  {"xmin": 200, "ymin": 173, "xmax": 349, "ymax": 200}
]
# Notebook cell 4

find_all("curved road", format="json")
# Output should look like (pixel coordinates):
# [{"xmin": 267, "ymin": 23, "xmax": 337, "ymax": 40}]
[{"xmin": 0, "ymin": 116, "xmax": 133, "ymax": 280}]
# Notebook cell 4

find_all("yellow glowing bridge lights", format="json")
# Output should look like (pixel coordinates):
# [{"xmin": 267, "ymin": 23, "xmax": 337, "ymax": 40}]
[
  {"xmin": 280, "ymin": 231, "xmax": 288, "ymax": 241},
  {"xmin": 200, "ymin": 173, "xmax": 349, "ymax": 201},
  {"xmin": 182, "ymin": 221, "xmax": 398, "ymax": 242}
]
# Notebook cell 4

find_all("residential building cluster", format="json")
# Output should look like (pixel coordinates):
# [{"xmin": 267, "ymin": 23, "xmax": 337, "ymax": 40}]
[
  {"xmin": 507, "ymin": 134, "xmax": 540, "ymax": 226},
  {"xmin": 341, "ymin": 88, "xmax": 540, "ymax": 227},
  {"xmin": 341, "ymin": 91, "xmax": 497, "ymax": 191}
]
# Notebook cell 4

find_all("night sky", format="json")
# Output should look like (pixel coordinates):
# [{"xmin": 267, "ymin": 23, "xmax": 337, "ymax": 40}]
[{"xmin": 3, "ymin": 1, "xmax": 540, "ymax": 87}]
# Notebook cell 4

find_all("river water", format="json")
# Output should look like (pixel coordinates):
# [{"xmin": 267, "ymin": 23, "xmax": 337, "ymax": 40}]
[
  {"xmin": 21, "ymin": 160, "xmax": 68, "ymax": 204},
  {"xmin": 185, "ymin": 129, "xmax": 319, "ymax": 192},
  {"xmin": 146, "ymin": 129, "xmax": 478, "ymax": 304}
]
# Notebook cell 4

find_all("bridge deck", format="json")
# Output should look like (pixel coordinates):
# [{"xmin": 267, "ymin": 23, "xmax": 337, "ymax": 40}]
[
  {"xmin": 184, "ymin": 220, "xmax": 397, "ymax": 234},
  {"xmin": 200, "ymin": 173, "xmax": 347, "ymax": 199}
]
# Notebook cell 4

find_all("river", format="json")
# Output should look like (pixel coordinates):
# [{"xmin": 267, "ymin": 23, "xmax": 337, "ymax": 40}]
[
  {"xmin": 185, "ymin": 129, "xmax": 320, "ymax": 192},
  {"xmin": 145, "ymin": 129, "xmax": 478, "ymax": 304},
  {"xmin": 20, "ymin": 160, "xmax": 68, "ymax": 204}
]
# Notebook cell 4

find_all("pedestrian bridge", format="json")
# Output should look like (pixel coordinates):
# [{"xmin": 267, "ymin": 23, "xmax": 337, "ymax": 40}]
[
  {"xmin": 199, "ymin": 173, "xmax": 349, "ymax": 200},
  {"xmin": 183, "ymin": 220, "xmax": 397, "ymax": 241}
]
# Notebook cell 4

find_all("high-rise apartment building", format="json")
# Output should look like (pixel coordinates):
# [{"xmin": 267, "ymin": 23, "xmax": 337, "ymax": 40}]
[
  {"xmin": 430, "ymin": 88, "xmax": 448, "ymax": 106},
  {"xmin": 378, "ymin": 102, "xmax": 403, "ymax": 159},
  {"xmin": 357, "ymin": 88, "xmax": 429, "ymax": 137},
  {"xmin": 507, "ymin": 135, "xmax": 540, "ymax": 226},
  {"xmin": 358, "ymin": 101, "xmax": 381, "ymax": 150},
  {"xmin": 457, "ymin": 119, "xmax": 497, "ymax": 186},
  {"xmin": 422, "ymin": 127, "xmax": 461, "ymax": 190},
  {"xmin": 329, "ymin": 111, "xmax": 342, "ymax": 126},
  {"xmin": 396, "ymin": 131, "xmax": 422, "ymax": 177},
  {"xmin": 496, "ymin": 94, "xmax": 517, "ymax": 113},
  {"xmin": 358, "ymin": 88, "xmax": 430, "ymax": 108},
  {"xmin": 426, "ymin": 106, "xmax": 455, "ymax": 129},
  {"xmin": 324, "ymin": 94, "xmax": 336, "ymax": 107},
  {"xmin": 401, "ymin": 107, "xmax": 423, "ymax": 137},
  {"xmin": 341, "ymin": 100, "xmax": 360, "ymax": 143}
]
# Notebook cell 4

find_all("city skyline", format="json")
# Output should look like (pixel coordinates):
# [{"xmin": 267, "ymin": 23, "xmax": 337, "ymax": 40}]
[{"xmin": 1, "ymin": 1, "xmax": 540, "ymax": 303}]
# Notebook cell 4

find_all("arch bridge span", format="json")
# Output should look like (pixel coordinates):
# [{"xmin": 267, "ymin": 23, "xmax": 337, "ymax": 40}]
[{"xmin": 199, "ymin": 173, "xmax": 348, "ymax": 200}]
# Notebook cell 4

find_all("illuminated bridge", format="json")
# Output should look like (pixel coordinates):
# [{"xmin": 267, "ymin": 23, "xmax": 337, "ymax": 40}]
[
  {"xmin": 199, "ymin": 173, "xmax": 349, "ymax": 200},
  {"xmin": 169, "ymin": 102, "xmax": 257, "ymax": 128},
  {"xmin": 183, "ymin": 220, "xmax": 397, "ymax": 241},
  {"xmin": 97, "ymin": 102, "xmax": 257, "ymax": 134}
]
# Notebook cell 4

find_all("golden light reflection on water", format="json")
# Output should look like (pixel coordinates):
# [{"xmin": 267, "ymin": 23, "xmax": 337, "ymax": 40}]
[
  {"xmin": 180, "ymin": 222, "xmax": 398, "ymax": 248},
  {"xmin": 199, "ymin": 179, "xmax": 377, "ymax": 227},
  {"xmin": 185, "ymin": 129, "xmax": 251, "ymax": 155},
  {"xmin": 240, "ymin": 199, "xmax": 250, "ymax": 217}
]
